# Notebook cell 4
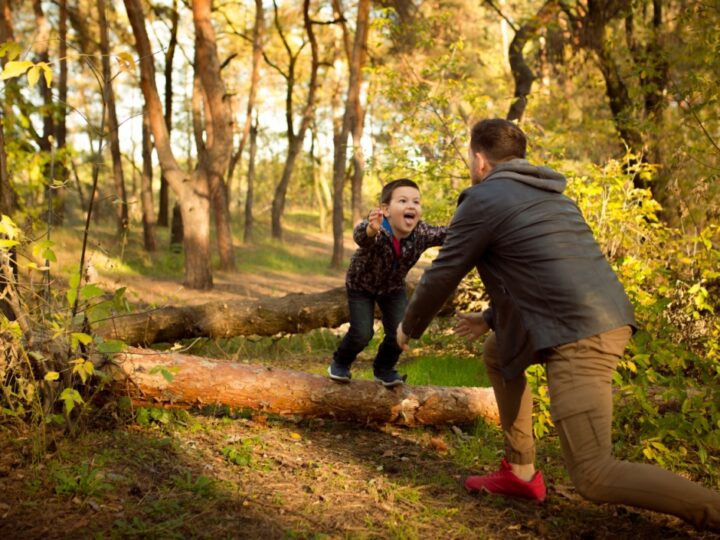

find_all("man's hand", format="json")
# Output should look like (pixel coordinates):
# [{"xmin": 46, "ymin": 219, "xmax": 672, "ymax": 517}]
[
  {"xmin": 397, "ymin": 322, "xmax": 410, "ymax": 351},
  {"xmin": 454, "ymin": 312, "xmax": 490, "ymax": 341},
  {"xmin": 366, "ymin": 208, "xmax": 383, "ymax": 237}
]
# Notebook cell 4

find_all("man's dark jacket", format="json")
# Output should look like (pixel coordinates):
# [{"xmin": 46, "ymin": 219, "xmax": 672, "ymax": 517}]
[{"xmin": 402, "ymin": 159, "xmax": 636, "ymax": 379}]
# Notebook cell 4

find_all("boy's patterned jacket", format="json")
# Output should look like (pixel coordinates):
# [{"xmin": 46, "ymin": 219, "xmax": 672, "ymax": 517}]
[{"xmin": 345, "ymin": 217, "xmax": 447, "ymax": 295}]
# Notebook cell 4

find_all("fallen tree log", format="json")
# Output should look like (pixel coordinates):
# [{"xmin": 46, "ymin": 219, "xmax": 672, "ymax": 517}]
[
  {"xmin": 98, "ymin": 284, "xmax": 457, "ymax": 347},
  {"xmin": 111, "ymin": 348, "xmax": 499, "ymax": 427}
]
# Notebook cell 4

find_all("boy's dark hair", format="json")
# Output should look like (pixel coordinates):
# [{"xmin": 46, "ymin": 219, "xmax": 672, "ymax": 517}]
[
  {"xmin": 380, "ymin": 178, "xmax": 420, "ymax": 205},
  {"xmin": 470, "ymin": 119, "xmax": 526, "ymax": 165}
]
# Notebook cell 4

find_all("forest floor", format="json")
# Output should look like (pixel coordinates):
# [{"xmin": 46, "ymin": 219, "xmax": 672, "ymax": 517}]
[{"xmin": 1, "ymin": 223, "xmax": 718, "ymax": 539}]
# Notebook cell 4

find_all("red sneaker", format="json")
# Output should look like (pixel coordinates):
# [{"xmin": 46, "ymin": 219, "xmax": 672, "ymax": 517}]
[{"xmin": 464, "ymin": 459, "xmax": 546, "ymax": 502}]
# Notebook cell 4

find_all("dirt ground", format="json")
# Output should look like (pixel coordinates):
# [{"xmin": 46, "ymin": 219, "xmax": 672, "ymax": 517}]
[{"xmin": 1, "ymin": 232, "xmax": 719, "ymax": 539}]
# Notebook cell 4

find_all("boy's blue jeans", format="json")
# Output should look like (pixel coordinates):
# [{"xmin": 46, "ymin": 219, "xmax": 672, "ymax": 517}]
[{"xmin": 333, "ymin": 287, "xmax": 407, "ymax": 373}]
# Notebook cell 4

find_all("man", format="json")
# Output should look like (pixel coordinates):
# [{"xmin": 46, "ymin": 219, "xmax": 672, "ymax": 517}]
[{"xmin": 397, "ymin": 118, "xmax": 720, "ymax": 531}]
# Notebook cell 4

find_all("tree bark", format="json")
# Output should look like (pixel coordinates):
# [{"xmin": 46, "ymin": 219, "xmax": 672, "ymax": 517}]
[
  {"xmin": 228, "ymin": 0, "xmax": 264, "ymax": 201},
  {"xmin": 98, "ymin": 0, "xmax": 129, "ymax": 235},
  {"xmin": 158, "ymin": 0, "xmax": 179, "ymax": 228},
  {"xmin": 97, "ymin": 283, "xmax": 456, "ymax": 346},
  {"xmin": 244, "ymin": 115, "xmax": 258, "ymax": 244},
  {"xmin": 331, "ymin": 0, "xmax": 370, "ymax": 268},
  {"xmin": 124, "ymin": 0, "xmax": 232, "ymax": 289},
  {"xmin": 54, "ymin": 0, "xmax": 69, "ymax": 224},
  {"xmin": 110, "ymin": 348, "xmax": 500, "ymax": 427},
  {"xmin": 270, "ymin": 0, "xmax": 319, "ymax": 240},
  {"xmin": 500, "ymin": 0, "xmax": 560, "ymax": 122},
  {"xmin": 194, "ymin": 0, "xmax": 235, "ymax": 271},
  {"xmin": 141, "ymin": 107, "xmax": 157, "ymax": 251}
]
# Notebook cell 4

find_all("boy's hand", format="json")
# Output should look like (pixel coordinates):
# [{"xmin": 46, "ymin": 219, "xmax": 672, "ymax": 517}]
[
  {"xmin": 454, "ymin": 312, "xmax": 490, "ymax": 341},
  {"xmin": 397, "ymin": 322, "xmax": 410, "ymax": 351},
  {"xmin": 366, "ymin": 208, "xmax": 383, "ymax": 237}
]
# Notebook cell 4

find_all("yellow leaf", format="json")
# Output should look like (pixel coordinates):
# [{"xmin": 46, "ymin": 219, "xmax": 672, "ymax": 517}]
[
  {"xmin": 290, "ymin": 432, "xmax": 302, "ymax": 440},
  {"xmin": 2, "ymin": 60, "xmax": 33, "ymax": 80},
  {"xmin": 40, "ymin": 63, "xmax": 53, "ymax": 88},
  {"xmin": 116, "ymin": 52, "xmax": 136, "ymax": 71},
  {"xmin": 27, "ymin": 65, "xmax": 40, "ymax": 88},
  {"xmin": 44, "ymin": 371, "xmax": 60, "ymax": 381}
]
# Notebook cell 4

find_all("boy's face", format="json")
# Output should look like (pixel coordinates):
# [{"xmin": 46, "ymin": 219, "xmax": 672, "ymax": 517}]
[{"xmin": 381, "ymin": 186, "xmax": 422, "ymax": 239}]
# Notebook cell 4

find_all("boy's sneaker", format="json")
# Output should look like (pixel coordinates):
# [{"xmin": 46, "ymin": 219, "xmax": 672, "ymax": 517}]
[
  {"xmin": 373, "ymin": 369, "xmax": 406, "ymax": 388},
  {"xmin": 327, "ymin": 361, "xmax": 351, "ymax": 383},
  {"xmin": 464, "ymin": 458, "xmax": 546, "ymax": 502}
]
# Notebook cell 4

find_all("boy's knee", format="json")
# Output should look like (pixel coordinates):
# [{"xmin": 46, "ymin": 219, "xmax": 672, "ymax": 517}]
[{"xmin": 350, "ymin": 326, "xmax": 374, "ymax": 345}]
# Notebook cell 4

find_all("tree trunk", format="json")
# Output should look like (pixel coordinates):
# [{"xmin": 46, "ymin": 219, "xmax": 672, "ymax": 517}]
[
  {"xmin": 98, "ymin": 0, "xmax": 129, "ymax": 235},
  {"xmin": 158, "ymin": 0, "xmax": 179, "ymax": 228},
  {"xmin": 170, "ymin": 202, "xmax": 183, "ymax": 250},
  {"xmin": 193, "ymin": 0, "xmax": 235, "ymax": 270},
  {"xmin": 331, "ymin": 0, "xmax": 370, "ymax": 268},
  {"xmin": 270, "ymin": 0, "xmax": 319, "ymax": 240},
  {"xmin": 111, "ymin": 348, "xmax": 500, "ymax": 427},
  {"xmin": 244, "ymin": 116, "xmax": 257, "ymax": 244},
  {"xmin": 124, "ymin": 0, "xmax": 232, "ymax": 289},
  {"xmin": 97, "ymin": 283, "xmax": 455, "ymax": 346},
  {"xmin": 141, "ymin": 107, "xmax": 157, "ymax": 251},
  {"xmin": 228, "ymin": 0, "xmax": 264, "ymax": 200},
  {"xmin": 505, "ymin": 0, "xmax": 560, "ymax": 122},
  {"xmin": 32, "ymin": 0, "xmax": 58, "ymax": 225},
  {"xmin": 54, "ymin": 0, "xmax": 69, "ymax": 225},
  {"xmin": 0, "ymin": 112, "xmax": 15, "ymax": 214}
]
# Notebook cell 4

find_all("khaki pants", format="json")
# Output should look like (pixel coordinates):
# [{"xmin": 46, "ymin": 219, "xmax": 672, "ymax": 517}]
[{"xmin": 483, "ymin": 327, "xmax": 720, "ymax": 530}]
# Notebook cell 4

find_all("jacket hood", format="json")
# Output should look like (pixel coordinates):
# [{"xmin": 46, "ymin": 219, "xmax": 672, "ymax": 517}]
[{"xmin": 484, "ymin": 159, "xmax": 566, "ymax": 193}]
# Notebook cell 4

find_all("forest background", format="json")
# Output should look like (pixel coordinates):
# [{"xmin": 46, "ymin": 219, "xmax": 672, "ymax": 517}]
[{"xmin": 0, "ymin": 0, "xmax": 719, "ymax": 538}]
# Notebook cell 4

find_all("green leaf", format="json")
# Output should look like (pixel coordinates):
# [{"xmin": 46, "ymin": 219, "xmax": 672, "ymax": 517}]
[
  {"xmin": 44, "ymin": 371, "xmax": 60, "ymax": 381},
  {"xmin": 59, "ymin": 388, "xmax": 83, "ymax": 414},
  {"xmin": 80, "ymin": 284, "xmax": 104, "ymax": 300},
  {"xmin": 149, "ymin": 365, "xmax": 178, "ymax": 383},
  {"xmin": 96, "ymin": 339, "xmax": 125, "ymax": 354},
  {"xmin": 1, "ymin": 60, "xmax": 33, "ymax": 80}
]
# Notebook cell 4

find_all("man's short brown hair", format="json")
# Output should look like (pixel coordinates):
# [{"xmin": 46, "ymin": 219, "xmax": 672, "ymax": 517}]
[{"xmin": 470, "ymin": 119, "xmax": 527, "ymax": 165}]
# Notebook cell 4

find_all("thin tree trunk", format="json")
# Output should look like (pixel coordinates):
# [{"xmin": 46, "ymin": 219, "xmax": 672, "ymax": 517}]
[
  {"xmin": 331, "ymin": 0, "xmax": 370, "ymax": 268},
  {"xmin": 331, "ymin": 0, "xmax": 368, "ymax": 226},
  {"xmin": 158, "ymin": 0, "xmax": 179, "ymax": 228},
  {"xmin": 98, "ymin": 0, "xmax": 129, "ymax": 235},
  {"xmin": 270, "ymin": 0, "xmax": 319, "ymax": 240},
  {"xmin": 112, "ymin": 348, "xmax": 500, "ymax": 427},
  {"xmin": 0, "ymin": 112, "xmax": 15, "ymax": 214},
  {"xmin": 228, "ymin": 0, "xmax": 264, "ymax": 200},
  {"xmin": 243, "ymin": 116, "xmax": 257, "ymax": 244},
  {"xmin": 141, "ymin": 107, "xmax": 157, "ymax": 252},
  {"xmin": 54, "ymin": 0, "xmax": 69, "ymax": 226},
  {"xmin": 32, "ymin": 0, "xmax": 58, "ymax": 225},
  {"xmin": 504, "ymin": 0, "xmax": 560, "ymax": 122},
  {"xmin": 350, "ymin": 85, "xmax": 366, "ymax": 226}
]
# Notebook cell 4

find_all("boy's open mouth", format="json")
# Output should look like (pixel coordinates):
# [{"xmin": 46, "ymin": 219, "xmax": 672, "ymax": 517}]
[{"xmin": 403, "ymin": 212, "xmax": 416, "ymax": 226}]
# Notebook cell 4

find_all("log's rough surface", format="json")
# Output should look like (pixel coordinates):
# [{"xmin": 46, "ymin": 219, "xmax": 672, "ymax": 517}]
[
  {"xmin": 99, "ymin": 287, "xmax": 352, "ymax": 346},
  {"xmin": 98, "ymin": 285, "xmax": 457, "ymax": 346},
  {"xmin": 112, "ymin": 348, "xmax": 499, "ymax": 427}
]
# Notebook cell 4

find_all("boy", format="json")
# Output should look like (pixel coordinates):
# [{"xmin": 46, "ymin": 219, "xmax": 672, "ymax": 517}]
[{"xmin": 328, "ymin": 179, "xmax": 447, "ymax": 387}]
